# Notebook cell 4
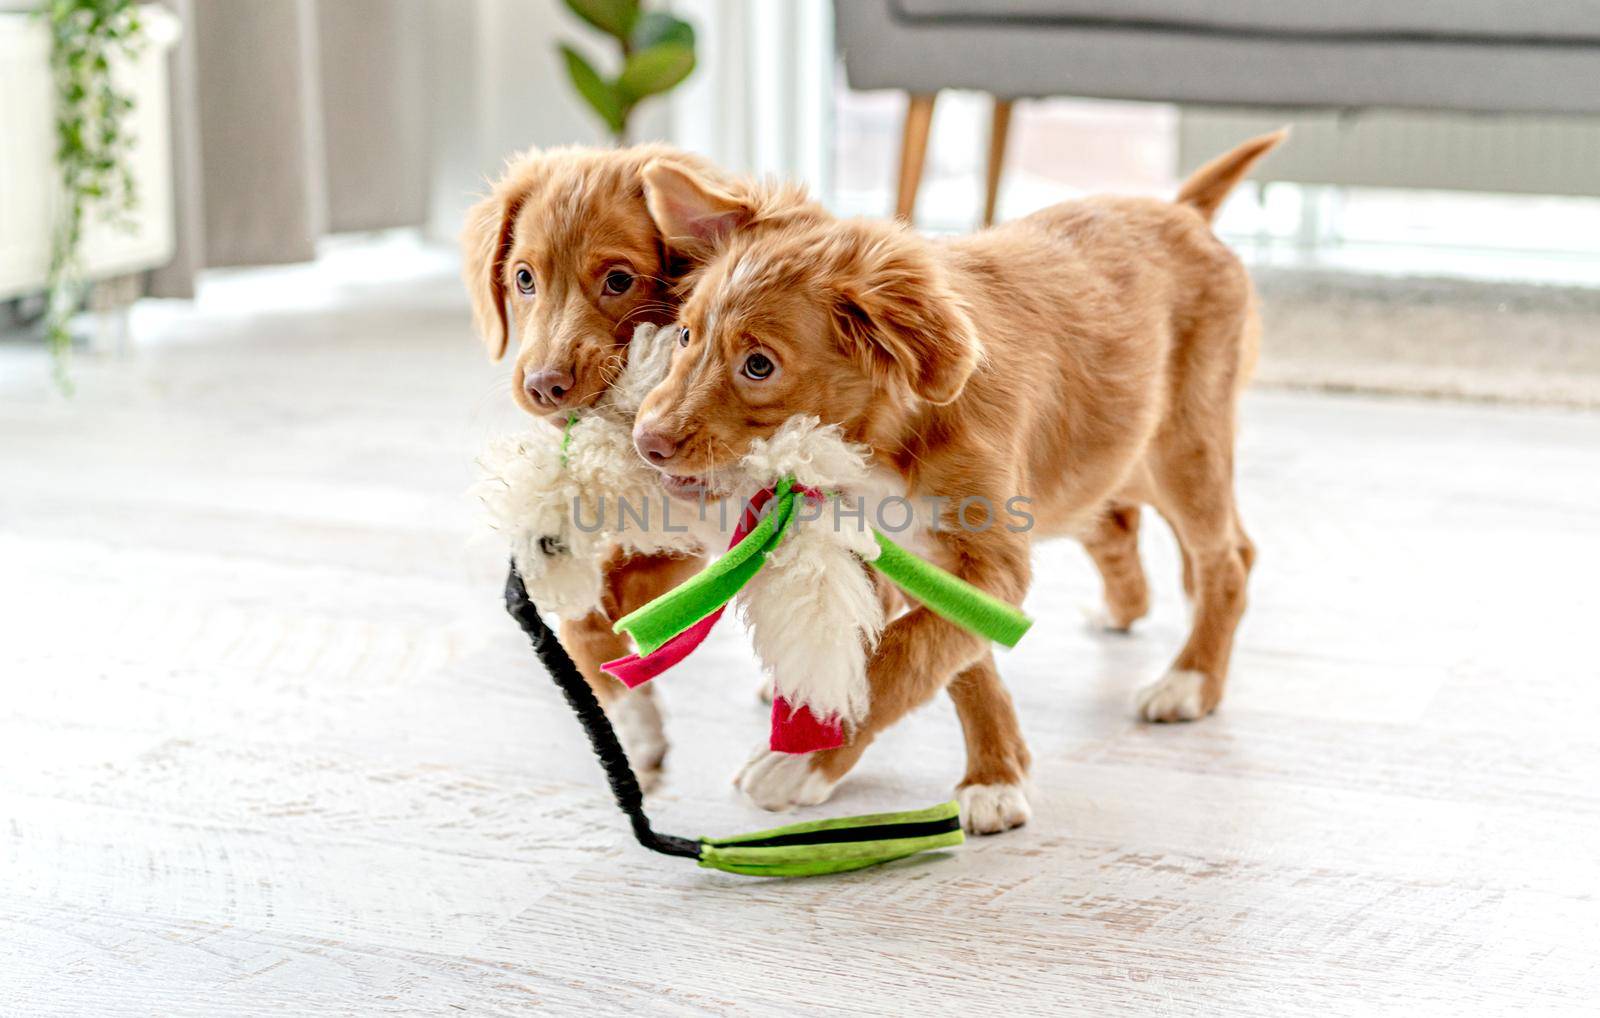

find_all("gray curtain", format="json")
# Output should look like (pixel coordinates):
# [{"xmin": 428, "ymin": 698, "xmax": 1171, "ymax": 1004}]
[{"xmin": 151, "ymin": 0, "xmax": 430, "ymax": 298}]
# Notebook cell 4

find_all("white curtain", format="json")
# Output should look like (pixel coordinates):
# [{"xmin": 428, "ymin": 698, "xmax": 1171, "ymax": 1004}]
[
  {"xmin": 667, "ymin": 0, "xmax": 834, "ymax": 193},
  {"xmin": 148, "ymin": 0, "xmax": 838, "ymax": 298},
  {"xmin": 153, "ymin": 0, "xmax": 431, "ymax": 297}
]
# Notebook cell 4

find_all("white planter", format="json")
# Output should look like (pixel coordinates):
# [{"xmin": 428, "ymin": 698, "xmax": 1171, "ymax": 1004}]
[{"xmin": 0, "ymin": 4, "xmax": 180, "ymax": 301}]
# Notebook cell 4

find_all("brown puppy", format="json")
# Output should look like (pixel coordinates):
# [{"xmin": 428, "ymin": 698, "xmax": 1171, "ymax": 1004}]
[
  {"xmin": 632, "ymin": 132, "xmax": 1284, "ymax": 832},
  {"xmin": 462, "ymin": 144, "xmax": 736, "ymax": 779}
]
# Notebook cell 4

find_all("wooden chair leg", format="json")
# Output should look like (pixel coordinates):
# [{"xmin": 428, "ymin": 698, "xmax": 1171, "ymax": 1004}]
[
  {"xmin": 983, "ymin": 97, "xmax": 1013, "ymax": 228},
  {"xmin": 895, "ymin": 92, "xmax": 936, "ymax": 223}
]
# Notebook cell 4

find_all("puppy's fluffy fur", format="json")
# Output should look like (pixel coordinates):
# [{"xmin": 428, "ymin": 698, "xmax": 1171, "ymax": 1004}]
[
  {"xmin": 634, "ymin": 132, "xmax": 1285, "ymax": 829},
  {"xmin": 461, "ymin": 144, "xmax": 731, "ymax": 415}
]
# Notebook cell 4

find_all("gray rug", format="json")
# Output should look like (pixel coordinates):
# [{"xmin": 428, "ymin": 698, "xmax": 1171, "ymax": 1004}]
[{"xmin": 1252, "ymin": 268, "xmax": 1600, "ymax": 410}]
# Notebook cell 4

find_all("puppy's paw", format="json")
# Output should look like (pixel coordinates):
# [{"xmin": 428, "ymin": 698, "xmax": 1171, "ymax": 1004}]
[
  {"xmin": 608, "ymin": 690, "xmax": 667, "ymax": 790},
  {"xmin": 733, "ymin": 747, "xmax": 838, "ymax": 812},
  {"xmin": 958, "ymin": 782, "xmax": 1031, "ymax": 835},
  {"xmin": 1136, "ymin": 669, "xmax": 1214, "ymax": 723},
  {"xmin": 757, "ymin": 676, "xmax": 775, "ymax": 705},
  {"xmin": 1081, "ymin": 601, "xmax": 1136, "ymax": 634}
]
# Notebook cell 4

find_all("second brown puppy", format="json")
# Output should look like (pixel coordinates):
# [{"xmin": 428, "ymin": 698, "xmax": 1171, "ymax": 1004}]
[{"xmin": 632, "ymin": 131, "xmax": 1285, "ymax": 833}]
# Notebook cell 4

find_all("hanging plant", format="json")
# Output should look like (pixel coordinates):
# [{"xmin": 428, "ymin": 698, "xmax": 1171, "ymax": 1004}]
[
  {"xmin": 557, "ymin": 0, "xmax": 696, "ymax": 145},
  {"xmin": 40, "ymin": 0, "xmax": 144, "ymax": 393}
]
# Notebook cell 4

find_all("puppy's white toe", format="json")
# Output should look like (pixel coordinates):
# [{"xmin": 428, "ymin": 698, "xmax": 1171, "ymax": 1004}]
[
  {"xmin": 733, "ymin": 747, "xmax": 837, "ymax": 812},
  {"xmin": 1136, "ymin": 669, "xmax": 1209, "ymax": 723},
  {"xmin": 609, "ymin": 690, "xmax": 667, "ymax": 785},
  {"xmin": 1081, "ymin": 602, "xmax": 1133, "ymax": 634},
  {"xmin": 958, "ymin": 782, "xmax": 1031, "ymax": 835}
]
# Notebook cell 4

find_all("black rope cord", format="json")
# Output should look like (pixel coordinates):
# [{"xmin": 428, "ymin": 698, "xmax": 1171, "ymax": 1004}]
[
  {"xmin": 718, "ymin": 813, "xmax": 961, "ymax": 850},
  {"xmin": 503, "ymin": 563, "xmax": 701, "ymax": 859}
]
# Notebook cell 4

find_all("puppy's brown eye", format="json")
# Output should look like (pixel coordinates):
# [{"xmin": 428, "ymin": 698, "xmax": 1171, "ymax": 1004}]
[
  {"xmin": 741, "ymin": 352, "xmax": 776, "ymax": 381},
  {"xmin": 602, "ymin": 270, "xmax": 633, "ymax": 296},
  {"xmin": 514, "ymin": 264, "xmax": 535, "ymax": 295},
  {"xmin": 678, "ymin": 327, "xmax": 691, "ymax": 347}
]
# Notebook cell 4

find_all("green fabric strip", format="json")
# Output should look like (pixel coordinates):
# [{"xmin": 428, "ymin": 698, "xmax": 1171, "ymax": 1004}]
[
  {"xmin": 559, "ymin": 412, "xmax": 578, "ymax": 467},
  {"xmin": 701, "ymin": 800, "xmax": 960, "ymax": 846},
  {"xmin": 614, "ymin": 479, "xmax": 1032, "ymax": 655},
  {"xmin": 612, "ymin": 481, "xmax": 797, "ymax": 656},
  {"xmin": 697, "ymin": 801, "xmax": 964, "ymax": 877},
  {"xmin": 869, "ymin": 532, "xmax": 1033, "ymax": 648},
  {"xmin": 698, "ymin": 830, "xmax": 966, "ymax": 877}
]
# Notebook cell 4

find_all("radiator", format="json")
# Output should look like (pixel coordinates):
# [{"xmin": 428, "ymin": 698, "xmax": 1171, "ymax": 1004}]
[
  {"xmin": 0, "ymin": 6, "xmax": 180, "ymax": 301},
  {"xmin": 1179, "ymin": 108, "xmax": 1600, "ymax": 198}
]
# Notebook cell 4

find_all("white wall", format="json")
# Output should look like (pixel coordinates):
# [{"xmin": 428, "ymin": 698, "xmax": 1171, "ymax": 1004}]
[
  {"xmin": 423, "ymin": 0, "xmax": 673, "ymax": 242},
  {"xmin": 420, "ymin": 0, "xmax": 836, "ymax": 243},
  {"xmin": 668, "ymin": 0, "xmax": 832, "ymax": 191}
]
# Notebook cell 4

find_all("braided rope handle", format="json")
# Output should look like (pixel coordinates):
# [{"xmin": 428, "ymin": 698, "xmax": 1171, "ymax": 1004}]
[{"xmin": 503, "ymin": 564, "xmax": 699, "ymax": 859}]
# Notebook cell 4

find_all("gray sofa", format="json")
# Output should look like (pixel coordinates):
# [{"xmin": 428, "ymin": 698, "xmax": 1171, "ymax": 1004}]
[{"xmin": 834, "ymin": 0, "xmax": 1600, "ymax": 221}]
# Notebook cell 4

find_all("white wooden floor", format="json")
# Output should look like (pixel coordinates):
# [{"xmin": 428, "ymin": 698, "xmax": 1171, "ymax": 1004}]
[{"xmin": 3, "ymin": 261, "xmax": 1599, "ymax": 1015}]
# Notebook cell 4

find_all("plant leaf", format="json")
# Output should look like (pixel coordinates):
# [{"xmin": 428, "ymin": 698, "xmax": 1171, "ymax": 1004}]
[
  {"xmin": 630, "ymin": 11, "xmax": 694, "ymax": 53},
  {"xmin": 561, "ymin": 0, "xmax": 638, "ymax": 41},
  {"xmin": 43, "ymin": 0, "xmax": 145, "ymax": 395},
  {"xmin": 558, "ymin": 44, "xmax": 625, "ymax": 135},
  {"xmin": 617, "ymin": 43, "xmax": 694, "ymax": 101}
]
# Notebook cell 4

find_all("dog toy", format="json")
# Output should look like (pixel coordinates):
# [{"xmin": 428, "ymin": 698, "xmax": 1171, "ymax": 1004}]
[{"xmin": 600, "ymin": 417, "xmax": 889, "ymax": 752}]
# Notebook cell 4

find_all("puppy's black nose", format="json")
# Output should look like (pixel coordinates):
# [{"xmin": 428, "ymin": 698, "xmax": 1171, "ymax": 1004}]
[
  {"xmin": 524, "ymin": 367, "xmax": 576, "ymax": 408},
  {"xmin": 633, "ymin": 426, "xmax": 678, "ymax": 464}
]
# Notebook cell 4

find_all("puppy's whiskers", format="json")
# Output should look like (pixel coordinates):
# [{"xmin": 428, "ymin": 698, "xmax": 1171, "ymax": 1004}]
[
  {"xmin": 597, "ymin": 352, "xmax": 627, "ymax": 391},
  {"xmin": 709, "ymin": 435, "xmax": 748, "ymax": 499},
  {"xmin": 616, "ymin": 302, "xmax": 679, "ymax": 329}
]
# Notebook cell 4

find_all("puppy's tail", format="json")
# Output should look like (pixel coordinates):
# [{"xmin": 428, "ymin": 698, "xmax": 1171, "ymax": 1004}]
[{"xmin": 1176, "ymin": 128, "xmax": 1288, "ymax": 224}]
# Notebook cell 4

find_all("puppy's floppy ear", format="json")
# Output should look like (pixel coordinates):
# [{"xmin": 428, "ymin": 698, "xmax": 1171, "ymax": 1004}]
[
  {"xmin": 642, "ymin": 159, "xmax": 752, "ymax": 260},
  {"xmin": 830, "ymin": 230, "xmax": 982, "ymax": 406},
  {"xmin": 460, "ymin": 188, "xmax": 522, "ymax": 361}
]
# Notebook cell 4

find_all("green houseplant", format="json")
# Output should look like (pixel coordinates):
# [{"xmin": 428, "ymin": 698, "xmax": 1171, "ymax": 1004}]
[
  {"xmin": 557, "ymin": 0, "xmax": 695, "ymax": 144},
  {"xmin": 40, "ymin": 0, "xmax": 143, "ymax": 392}
]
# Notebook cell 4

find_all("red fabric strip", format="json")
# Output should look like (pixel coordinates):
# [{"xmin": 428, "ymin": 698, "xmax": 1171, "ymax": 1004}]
[
  {"xmin": 602, "ymin": 483, "xmax": 847, "ymax": 756},
  {"xmin": 770, "ymin": 696, "xmax": 845, "ymax": 754},
  {"xmin": 600, "ymin": 487, "xmax": 777, "ymax": 684},
  {"xmin": 603, "ymin": 605, "xmax": 725, "ymax": 688}
]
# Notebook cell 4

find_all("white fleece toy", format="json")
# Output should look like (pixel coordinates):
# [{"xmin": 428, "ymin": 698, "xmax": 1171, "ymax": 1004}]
[
  {"xmin": 475, "ymin": 324, "xmax": 716, "ymax": 617},
  {"xmin": 734, "ymin": 419, "xmax": 884, "ymax": 737},
  {"xmin": 476, "ymin": 323, "xmax": 889, "ymax": 745}
]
